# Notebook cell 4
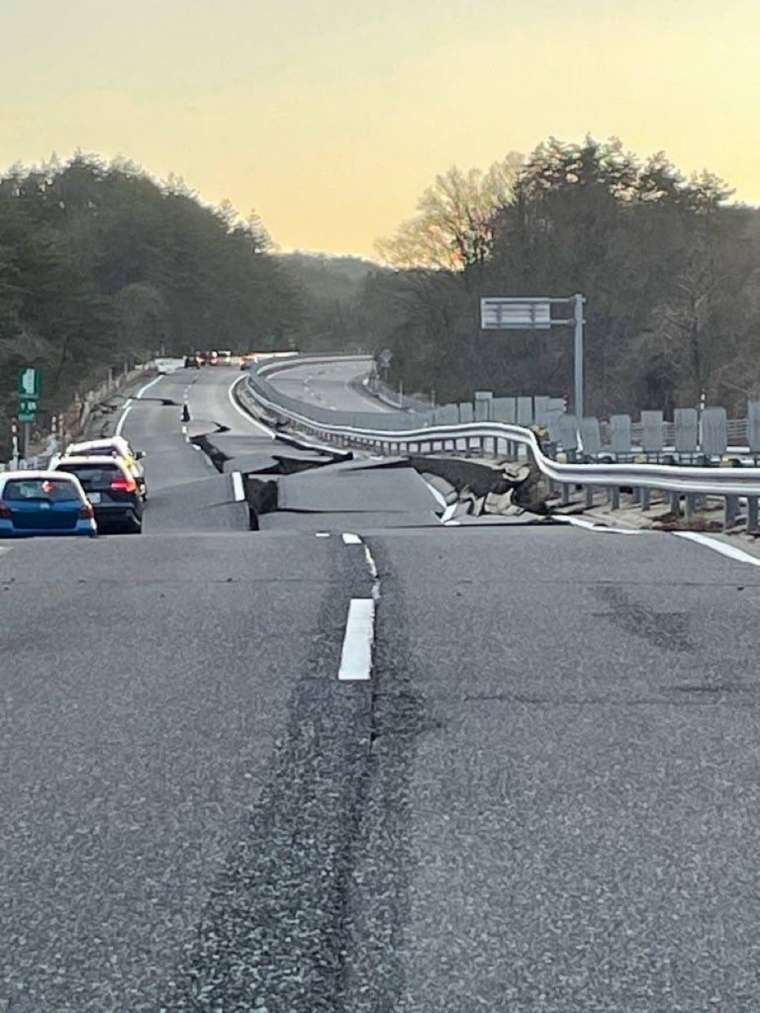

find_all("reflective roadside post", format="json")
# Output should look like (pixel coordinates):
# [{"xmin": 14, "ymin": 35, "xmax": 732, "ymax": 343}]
[
  {"xmin": 11, "ymin": 419, "xmax": 19, "ymax": 469},
  {"xmin": 480, "ymin": 294, "xmax": 586, "ymax": 418}
]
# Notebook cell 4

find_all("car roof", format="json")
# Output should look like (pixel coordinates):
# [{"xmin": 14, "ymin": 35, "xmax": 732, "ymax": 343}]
[
  {"xmin": 67, "ymin": 437, "xmax": 130, "ymax": 452},
  {"xmin": 0, "ymin": 470, "xmax": 87, "ymax": 495},
  {"xmin": 55, "ymin": 455, "xmax": 127, "ymax": 468},
  {"xmin": 2, "ymin": 469, "xmax": 83, "ymax": 481}
]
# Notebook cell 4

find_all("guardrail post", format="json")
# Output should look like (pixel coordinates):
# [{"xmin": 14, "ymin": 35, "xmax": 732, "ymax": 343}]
[
  {"xmin": 561, "ymin": 483, "xmax": 570, "ymax": 506},
  {"xmin": 632, "ymin": 487, "xmax": 641, "ymax": 504},
  {"xmin": 669, "ymin": 491, "xmax": 680, "ymax": 515},
  {"xmin": 609, "ymin": 486, "xmax": 620, "ymax": 510},
  {"xmin": 685, "ymin": 493, "xmax": 697, "ymax": 520},
  {"xmin": 585, "ymin": 486, "xmax": 594, "ymax": 509},
  {"xmin": 641, "ymin": 488, "xmax": 651, "ymax": 511},
  {"xmin": 724, "ymin": 495, "xmax": 739, "ymax": 530},
  {"xmin": 747, "ymin": 497, "xmax": 759, "ymax": 534}
]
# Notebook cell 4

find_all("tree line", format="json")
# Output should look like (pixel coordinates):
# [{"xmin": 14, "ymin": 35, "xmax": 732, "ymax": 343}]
[
  {"xmin": 3, "ymin": 140, "xmax": 759, "ymax": 459},
  {"xmin": 0, "ymin": 155, "xmax": 308, "ymax": 457},
  {"xmin": 362, "ymin": 137, "xmax": 760, "ymax": 419}
]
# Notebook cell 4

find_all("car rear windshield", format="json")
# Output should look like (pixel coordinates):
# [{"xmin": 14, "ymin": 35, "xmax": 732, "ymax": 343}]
[
  {"xmin": 56, "ymin": 463, "xmax": 121, "ymax": 489},
  {"xmin": 3, "ymin": 478, "xmax": 80, "ymax": 502}
]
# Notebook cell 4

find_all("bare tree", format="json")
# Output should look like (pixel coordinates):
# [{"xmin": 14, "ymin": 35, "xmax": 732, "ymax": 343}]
[{"xmin": 376, "ymin": 153, "xmax": 523, "ymax": 273}]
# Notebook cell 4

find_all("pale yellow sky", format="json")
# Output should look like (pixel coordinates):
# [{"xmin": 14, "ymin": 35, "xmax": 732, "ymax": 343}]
[{"xmin": 1, "ymin": 0, "xmax": 757, "ymax": 255}]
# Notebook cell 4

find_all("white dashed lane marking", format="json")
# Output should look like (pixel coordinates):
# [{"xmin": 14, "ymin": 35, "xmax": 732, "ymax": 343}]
[
  {"xmin": 338, "ymin": 599, "xmax": 375, "ymax": 682},
  {"xmin": 231, "ymin": 472, "xmax": 245, "ymax": 502},
  {"xmin": 338, "ymin": 532, "xmax": 381, "ymax": 680}
]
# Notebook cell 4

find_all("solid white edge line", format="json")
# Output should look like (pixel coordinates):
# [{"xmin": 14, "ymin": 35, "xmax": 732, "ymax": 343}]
[
  {"xmin": 440, "ymin": 502, "xmax": 458, "ymax": 525},
  {"xmin": 423, "ymin": 480, "xmax": 449, "ymax": 511},
  {"xmin": 231, "ymin": 471, "xmax": 245, "ymax": 502},
  {"xmin": 135, "ymin": 374, "xmax": 164, "ymax": 399},
  {"xmin": 674, "ymin": 531, "xmax": 760, "ymax": 568},
  {"xmin": 227, "ymin": 377, "xmax": 276, "ymax": 437},
  {"xmin": 115, "ymin": 403, "xmax": 133, "ymax": 436},
  {"xmin": 115, "ymin": 373, "xmax": 165, "ymax": 436},
  {"xmin": 338, "ymin": 598, "xmax": 375, "ymax": 681},
  {"xmin": 555, "ymin": 516, "xmax": 643, "ymax": 535},
  {"xmin": 342, "ymin": 532, "xmax": 362, "ymax": 544},
  {"xmin": 557, "ymin": 514, "xmax": 760, "ymax": 566}
]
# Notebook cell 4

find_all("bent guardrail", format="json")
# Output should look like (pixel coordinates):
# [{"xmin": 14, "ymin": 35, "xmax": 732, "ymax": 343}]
[{"xmin": 242, "ymin": 355, "xmax": 760, "ymax": 532}]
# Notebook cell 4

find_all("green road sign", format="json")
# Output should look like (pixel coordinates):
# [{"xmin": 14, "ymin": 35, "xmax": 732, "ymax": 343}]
[
  {"xmin": 19, "ymin": 398, "xmax": 38, "ymax": 414},
  {"xmin": 18, "ymin": 411, "xmax": 36, "ymax": 423},
  {"xmin": 17, "ymin": 367, "xmax": 41, "ymax": 398}
]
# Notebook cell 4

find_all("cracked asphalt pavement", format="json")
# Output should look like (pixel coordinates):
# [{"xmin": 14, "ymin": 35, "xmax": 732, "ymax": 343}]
[{"xmin": 3, "ymin": 363, "xmax": 760, "ymax": 1011}]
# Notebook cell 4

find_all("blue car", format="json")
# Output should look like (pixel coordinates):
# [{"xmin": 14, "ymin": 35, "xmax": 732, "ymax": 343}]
[{"xmin": 0, "ymin": 471, "xmax": 97, "ymax": 538}]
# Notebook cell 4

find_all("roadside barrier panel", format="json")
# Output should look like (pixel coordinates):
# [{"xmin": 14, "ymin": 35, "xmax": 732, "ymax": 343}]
[
  {"xmin": 748, "ymin": 401, "xmax": 760, "ymax": 454},
  {"xmin": 579, "ymin": 417, "xmax": 602, "ymax": 457},
  {"xmin": 492, "ymin": 397, "xmax": 516, "ymax": 423},
  {"xmin": 517, "ymin": 397, "xmax": 533, "ymax": 426},
  {"xmin": 534, "ymin": 396, "xmax": 551, "ymax": 426},
  {"xmin": 641, "ymin": 411, "xmax": 664, "ymax": 453},
  {"xmin": 701, "ymin": 407, "xmax": 728, "ymax": 458},
  {"xmin": 559, "ymin": 414, "xmax": 579, "ymax": 452},
  {"xmin": 674, "ymin": 408, "xmax": 698, "ymax": 453},
  {"xmin": 609, "ymin": 414, "xmax": 632, "ymax": 455}
]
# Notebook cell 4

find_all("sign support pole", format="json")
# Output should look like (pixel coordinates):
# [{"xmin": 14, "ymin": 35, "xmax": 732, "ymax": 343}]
[
  {"xmin": 573, "ymin": 293, "xmax": 585, "ymax": 419},
  {"xmin": 480, "ymin": 295, "xmax": 587, "ymax": 417}
]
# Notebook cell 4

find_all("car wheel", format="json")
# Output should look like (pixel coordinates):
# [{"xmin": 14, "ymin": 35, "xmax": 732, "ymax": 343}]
[{"xmin": 125, "ymin": 514, "xmax": 143, "ymax": 534}]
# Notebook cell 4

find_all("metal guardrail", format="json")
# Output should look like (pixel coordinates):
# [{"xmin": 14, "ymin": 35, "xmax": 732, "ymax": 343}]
[{"xmin": 245, "ymin": 358, "xmax": 760, "ymax": 506}]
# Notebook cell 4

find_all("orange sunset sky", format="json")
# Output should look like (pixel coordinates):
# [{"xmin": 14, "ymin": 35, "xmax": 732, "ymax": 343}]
[{"xmin": 1, "ymin": 0, "xmax": 757, "ymax": 256}]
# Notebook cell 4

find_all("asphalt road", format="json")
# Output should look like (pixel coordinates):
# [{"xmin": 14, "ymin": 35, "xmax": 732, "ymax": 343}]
[
  {"xmin": 265, "ymin": 357, "xmax": 396, "ymax": 414},
  {"xmin": 4, "ymin": 361, "xmax": 760, "ymax": 1011}
]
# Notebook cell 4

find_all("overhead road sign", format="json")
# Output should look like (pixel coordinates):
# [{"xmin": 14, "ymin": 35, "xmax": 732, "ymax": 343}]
[
  {"xmin": 480, "ymin": 294, "xmax": 586, "ymax": 418},
  {"xmin": 480, "ymin": 298, "xmax": 552, "ymax": 330}
]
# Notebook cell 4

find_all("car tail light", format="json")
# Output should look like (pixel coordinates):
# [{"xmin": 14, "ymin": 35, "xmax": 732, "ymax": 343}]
[
  {"xmin": 79, "ymin": 502, "xmax": 94, "ymax": 519},
  {"xmin": 0, "ymin": 502, "xmax": 10, "ymax": 518},
  {"xmin": 110, "ymin": 475, "xmax": 136, "ymax": 492}
]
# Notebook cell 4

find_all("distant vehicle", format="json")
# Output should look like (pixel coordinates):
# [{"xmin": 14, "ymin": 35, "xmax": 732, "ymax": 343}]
[
  {"xmin": 184, "ymin": 354, "xmax": 201, "ymax": 369},
  {"xmin": 53, "ymin": 456, "xmax": 144, "ymax": 534},
  {"xmin": 55, "ymin": 436, "xmax": 147, "ymax": 500},
  {"xmin": 217, "ymin": 349, "xmax": 233, "ymax": 365},
  {"xmin": 0, "ymin": 471, "xmax": 96, "ymax": 538}
]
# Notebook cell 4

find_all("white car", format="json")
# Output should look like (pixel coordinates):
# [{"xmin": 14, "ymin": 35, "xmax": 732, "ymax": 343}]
[{"xmin": 52, "ymin": 437, "xmax": 147, "ymax": 500}]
